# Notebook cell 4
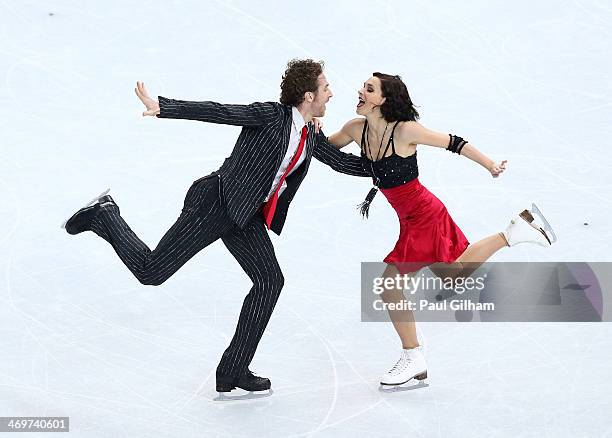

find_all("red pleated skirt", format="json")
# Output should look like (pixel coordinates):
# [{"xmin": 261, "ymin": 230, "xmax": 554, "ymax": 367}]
[{"xmin": 380, "ymin": 178, "xmax": 469, "ymax": 274}]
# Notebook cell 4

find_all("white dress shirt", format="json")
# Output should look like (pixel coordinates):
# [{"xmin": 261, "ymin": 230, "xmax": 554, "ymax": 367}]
[{"xmin": 264, "ymin": 107, "xmax": 308, "ymax": 201}]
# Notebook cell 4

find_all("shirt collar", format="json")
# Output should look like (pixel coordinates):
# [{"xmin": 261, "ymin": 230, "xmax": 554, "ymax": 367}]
[{"xmin": 291, "ymin": 106, "xmax": 306, "ymax": 131}]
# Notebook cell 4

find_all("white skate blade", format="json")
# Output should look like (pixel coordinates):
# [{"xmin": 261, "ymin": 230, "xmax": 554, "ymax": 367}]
[
  {"xmin": 530, "ymin": 203, "xmax": 557, "ymax": 244},
  {"xmin": 213, "ymin": 389, "xmax": 273, "ymax": 401},
  {"xmin": 380, "ymin": 370, "xmax": 428, "ymax": 387},
  {"xmin": 60, "ymin": 188, "xmax": 110, "ymax": 229},
  {"xmin": 379, "ymin": 376, "xmax": 429, "ymax": 392}
]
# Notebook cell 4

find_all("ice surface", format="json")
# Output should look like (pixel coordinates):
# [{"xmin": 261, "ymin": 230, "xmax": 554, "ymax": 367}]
[{"xmin": 1, "ymin": 1, "xmax": 611, "ymax": 436}]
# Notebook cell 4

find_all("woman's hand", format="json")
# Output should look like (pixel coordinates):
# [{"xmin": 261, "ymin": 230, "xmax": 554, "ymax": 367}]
[
  {"xmin": 135, "ymin": 81, "xmax": 160, "ymax": 116},
  {"xmin": 489, "ymin": 160, "xmax": 507, "ymax": 178},
  {"xmin": 312, "ymin": 117, "xmax": 324, "ymax": 133}
]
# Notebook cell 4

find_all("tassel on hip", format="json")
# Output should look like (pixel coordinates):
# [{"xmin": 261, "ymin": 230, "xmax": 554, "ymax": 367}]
[{"xmin": 357, "ymin": 186, "xmax": 379, "ymax": 218}]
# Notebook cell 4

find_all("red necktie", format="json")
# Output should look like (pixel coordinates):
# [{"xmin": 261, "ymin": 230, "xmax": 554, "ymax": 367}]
[{"xmin": 263, "ymin": 125, "xmax": 308, "ymax": 228}]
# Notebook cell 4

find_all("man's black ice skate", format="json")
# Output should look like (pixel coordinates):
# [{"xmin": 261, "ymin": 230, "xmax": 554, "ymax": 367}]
[
  {"xmin": 216, "ymin": 369, "xmax": 271, "ymax": 393},
  {"xmin": 63, "ymin": 190, "xmax": 117, "ymax": 235}
]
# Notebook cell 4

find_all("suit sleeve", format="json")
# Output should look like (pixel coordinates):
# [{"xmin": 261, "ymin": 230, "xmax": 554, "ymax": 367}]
[
  {"xmin": 313, "ymin": 130, "xmax": 370, "ymax": 177},
  {"xmin": 157, "ymin": 96, "xmax": 281, "ymax": 127}
]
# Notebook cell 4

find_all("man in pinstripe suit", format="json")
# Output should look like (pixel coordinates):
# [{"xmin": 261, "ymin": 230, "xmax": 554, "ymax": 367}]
[{"xmin": 64, "ymin": 59, "xmax": 369, "ymax": 393}]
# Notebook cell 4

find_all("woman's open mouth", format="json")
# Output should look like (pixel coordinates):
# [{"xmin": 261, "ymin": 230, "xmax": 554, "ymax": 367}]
[{"xmin": 357, "ymin": 97, "xmax": 365, "ymax": 108}]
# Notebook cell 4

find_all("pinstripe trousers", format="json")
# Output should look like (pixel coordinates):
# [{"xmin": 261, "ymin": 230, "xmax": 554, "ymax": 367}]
[{"xmin": 88, "ymin": 174, "xmax": 284, "ymax": 378}]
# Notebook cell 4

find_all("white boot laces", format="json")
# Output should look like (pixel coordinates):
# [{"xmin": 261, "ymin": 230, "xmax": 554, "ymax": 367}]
[{"xmin": 388, "ymin": 352, "xmax": 412, "ymax": 375}]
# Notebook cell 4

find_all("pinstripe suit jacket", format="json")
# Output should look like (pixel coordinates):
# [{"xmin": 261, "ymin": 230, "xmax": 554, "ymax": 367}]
[{"xmin": 157, "ymin": 96, "xmax": 370, "ymax": 235}]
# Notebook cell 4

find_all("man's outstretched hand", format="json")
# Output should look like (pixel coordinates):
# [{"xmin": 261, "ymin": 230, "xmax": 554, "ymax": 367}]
[{"xmin": 135, "ymin": 81, "xmax": 160, "ymax": 116}]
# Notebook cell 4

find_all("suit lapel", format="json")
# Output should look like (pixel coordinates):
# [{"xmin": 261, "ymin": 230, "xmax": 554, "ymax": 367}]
[
  {"xmin": 274, "ymin": 109, "xmax": 315, "ymax": 176},
  {"xmin": 274, "ymin": 107, "xmax": 293, "ymax": 169}
]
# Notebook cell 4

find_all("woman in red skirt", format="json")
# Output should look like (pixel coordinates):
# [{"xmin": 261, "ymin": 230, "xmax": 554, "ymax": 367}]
[{"xmin": 325, "ymin": 73, "xmax": 557, "ymax": 387}]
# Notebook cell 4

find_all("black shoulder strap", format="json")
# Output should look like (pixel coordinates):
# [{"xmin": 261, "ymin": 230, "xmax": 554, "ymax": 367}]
[
  {"xmin": 388, "ymin": 121, "xmax": 401, "ymax": 154},
  {"xmin": 360, "ymin": 120, "xmax": 368, "ymax": 156},
  {"xmin": 377, "ymin": 121, "xmax": 398, "ymax": 159}
]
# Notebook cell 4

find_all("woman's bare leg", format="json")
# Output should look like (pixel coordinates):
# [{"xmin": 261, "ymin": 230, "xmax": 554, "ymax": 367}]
[
  {"xmin": 456, "ymin": 232, "xmax": 507, "ymax": 265},
  {"xmin": 382, "ymin": 233, "xmax": 507, "ymax": 348},
  {"xmin": 380, "ymin": 263, "xmax": 420, "ymax": 349},
  {"xmin": 430, "ymin": 232, "xmax": 507, "ymax": 280}
]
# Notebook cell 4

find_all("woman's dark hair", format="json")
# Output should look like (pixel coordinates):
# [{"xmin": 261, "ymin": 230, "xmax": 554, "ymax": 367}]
[
  {"xmin": 280, "ymin": 59, "xmax": 324, "ymax": 106},
  {"xmin": 373, "ymin": 72, "xmax": 420, "ymax": 122}
]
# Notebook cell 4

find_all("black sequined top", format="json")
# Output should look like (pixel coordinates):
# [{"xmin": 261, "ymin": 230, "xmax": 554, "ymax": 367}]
[{"xmin": 360, "ymin": 120, "xmax": 419, "ymax": 189}]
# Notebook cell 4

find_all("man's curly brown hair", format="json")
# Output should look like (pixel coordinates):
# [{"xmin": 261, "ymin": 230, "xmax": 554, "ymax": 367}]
[{"xmin": 280, "ymin": 59, "xmax": 324, "ymax": 106}]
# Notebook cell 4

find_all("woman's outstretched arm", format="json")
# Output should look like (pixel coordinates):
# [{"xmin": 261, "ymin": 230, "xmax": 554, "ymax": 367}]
[
  {"xmin": 399, "ymin": 121, "xmax": 507, "ymax": 177},
  {"xmin": 318, "ymin": 118, "xmax": 363, "ymax": 150}
]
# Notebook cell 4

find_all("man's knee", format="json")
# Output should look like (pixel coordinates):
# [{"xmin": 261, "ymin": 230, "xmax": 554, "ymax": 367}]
[
  {"xmin": 273, "ymin": 270, "xmax": 285, "ymax": 293},
  {"xmin": 255, "ymin": 268, "xmax": 284, "ymax": 295},
  {"xmin": 137, "ymin": 273, "xmax": 166, "ymax": 286}
]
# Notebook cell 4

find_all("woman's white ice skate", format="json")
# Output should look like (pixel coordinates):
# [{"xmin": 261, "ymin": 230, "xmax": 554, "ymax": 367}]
[
  {"xmin": 502, "ymin": 203, "xmax": 557, "ymax": 247},
  {"xmin": 380, "ymin": 346, "xmax": 428, "ymax": 386}
]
